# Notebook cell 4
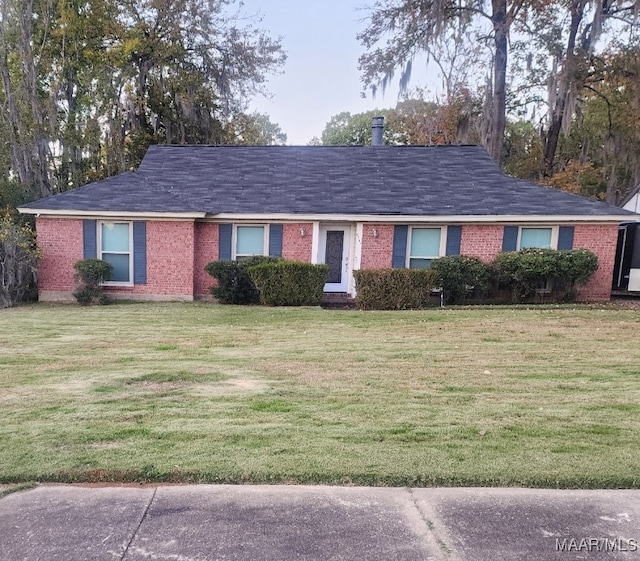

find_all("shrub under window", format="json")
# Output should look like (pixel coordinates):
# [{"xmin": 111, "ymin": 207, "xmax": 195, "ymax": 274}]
[
  {"xmin": 492, "ymin": 248, "xmax": 598, "ymax": 302},
  {"xmin": 73, "ymin": 258, "xmax": 113, "ymax": 305},
  {"xmin": 431, "ymin": 256, "xmax": 492, "ymax": 304},
  {"xmin": 354, "ymin": 269, "xmax": 439, "ymax": 310},
  {"xmin": 205, "ymin": 256, "xmax": 281, "ymax": 304}
]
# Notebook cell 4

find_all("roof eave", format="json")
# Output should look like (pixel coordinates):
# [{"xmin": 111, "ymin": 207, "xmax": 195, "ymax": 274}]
[
  {"xmin": 18, "ymin": 208, "xmax": 207, "ymax": 220},
  {"xmin": 207, "ymin": 212, "xmax": 638, "ymax": 223}
]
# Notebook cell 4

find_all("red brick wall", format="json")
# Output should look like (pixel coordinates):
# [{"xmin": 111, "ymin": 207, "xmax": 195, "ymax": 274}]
[
  {"xmin": 360, "ymin": 224, "xmax": 394, "ymax": 269},
  {"xmin": 35, "ymin": 218, "xmax": 84, "ymax": 294},
  {"xmin": 35, "ymin": 218, "xmax": 619, "ymax": 302},
  {"xmin": 460, "ymin": 224, "xmax": 504, "ymax": 262},
  {"xmin": 194, "ymin": 222, "xmax": 219, "ymax": 297},
  {"xmin": 573, "ymin": 224, "xmax": 618, "ymax": 301},
  {"xmin": 36, "ymin": 218, "xmax": 197, "ymax": 300},
  {"xmin": 104, "ymin": 220, "xmax": 195, "ymax": 299},
  {"xmin": 459, "ymin": 223, "xmax": 617, "ymax": 301},
  {"xmin": 282, "ymin": 223, "xmax": 313, "ymax": 261}
]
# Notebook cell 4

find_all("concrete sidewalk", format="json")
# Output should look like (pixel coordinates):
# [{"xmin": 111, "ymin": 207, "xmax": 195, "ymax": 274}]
[{"xmin": 0, "ymin": 485, "xmax": 639, "ymax": 561}]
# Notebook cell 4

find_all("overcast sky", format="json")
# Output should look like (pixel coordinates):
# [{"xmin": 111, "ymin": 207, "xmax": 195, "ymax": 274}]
[{"xmin": 242, "ymin": 0, "xmax": 425, "ymax": 145}]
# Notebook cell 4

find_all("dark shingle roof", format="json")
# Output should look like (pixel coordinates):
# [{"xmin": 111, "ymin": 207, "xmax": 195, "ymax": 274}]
[
  {"xmin": 21, "ymin": 145, "xmax": 635, "ymax": 217},
  {"xmin": 19, "ymin": 172, "xmax": 197, "ymax": 213}
]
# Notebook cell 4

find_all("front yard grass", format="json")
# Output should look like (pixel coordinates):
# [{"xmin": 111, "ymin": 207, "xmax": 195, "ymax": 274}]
[{"xmin": 1, "ymin": 302, "xmax": 639, "ymax": 488}]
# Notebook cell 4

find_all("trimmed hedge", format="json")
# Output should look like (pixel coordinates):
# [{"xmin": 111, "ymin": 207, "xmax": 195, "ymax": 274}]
[
  {"xmin": 492, "ymin": 248, "xmax": 599, "ymax": 302},
  {"xmin": 248, "ymin": 261, "xmax": 329, "ymax": 306},
  {"xmin": 205, "ymin": 256, "xmax": 281, "ymax": 304},
  {"xmin": 431, "ymin": 255, "xmax": 492, "ymax": 304},
  {"xmin": 353, "ymin": 268, "xmax": 439, "ymax": 310}
]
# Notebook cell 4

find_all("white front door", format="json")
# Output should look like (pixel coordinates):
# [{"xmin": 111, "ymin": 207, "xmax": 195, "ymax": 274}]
[{"xmin": 318, "ymin": 225, "xmax": 351, "ymax": 292}]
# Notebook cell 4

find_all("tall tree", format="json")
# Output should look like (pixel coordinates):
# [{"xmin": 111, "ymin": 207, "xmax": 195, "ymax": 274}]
[
  {"xmin": 46, "ymin": 0, "xmax": 122, "ymax": 190},
  {"xmin": 534, "ymin": 0, "xmax": 640, "ymax": 177},
  {"xmin": 0, "ymin": 0, "xmax": 286, "ymax": 198},
  {"xmin": 115, "ymin": 0, "xmax": 285, "ymax": 164},
  {"xmin": 358, "ymin": 0, "xmax": 526, "ymax": 163},
  {"xmin": 0, "ymin": 0, "xmax": 54, "ymax": 196},
  {"xmin": 549, "ymin": 47, "xmax": 640, "ymax": 203}
]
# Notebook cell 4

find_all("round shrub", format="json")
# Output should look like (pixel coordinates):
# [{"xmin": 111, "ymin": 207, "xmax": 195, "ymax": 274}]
[
  {"xmin": 205, "ymin": 256, "xmax": 282, "ymax": 304},
  {"xmin": 431, "ymin": 256, "xmax": 491, "ymax": 304},
  {"xmin": 73, "ymin": 259, "xmax": 112, "ymax": 305},
  {"xmin": 74, "ymin": 258, "xmax": 113, "ymax": 287}
]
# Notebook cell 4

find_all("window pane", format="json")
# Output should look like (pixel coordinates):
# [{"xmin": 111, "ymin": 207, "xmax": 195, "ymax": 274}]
[
  {"xmin": 409, "ymin": 258, "xmax": 433, "ymax": 269},
  {"xmin": 103, "ymin": 253, "xmax": 130, "ymax": 282},
  {"xmin": 520, "ymin": 228, "xmax": 552, "ymax": 249},
  {"xmin": 102, "ymin": 223, "xmax": 130, "ymax": 252},
  {"xmin": 410, "ymin": 228, "xmax": 441, "ymax": 257},
  {"xmin": 236, "ymin": 226, "xmax": 265, "ymax": 256}
]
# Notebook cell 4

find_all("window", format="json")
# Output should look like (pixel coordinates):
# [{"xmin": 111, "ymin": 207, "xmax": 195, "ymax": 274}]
[
  {"xmin": 519, "ymin": 227, "xmax": 553, "ymax": 249},
  {"xmin": 99, "ymin": 222, "xmax": 132, "ymax": 284},
  {"xmin": 234, "ymin": 225, "xmax": 267, "ymax": 259},
  {"xmin": 408, "ymin": 227, "xmax": 442, "ymax": 269}
]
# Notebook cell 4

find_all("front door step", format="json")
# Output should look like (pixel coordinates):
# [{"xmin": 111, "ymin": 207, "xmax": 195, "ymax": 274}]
[{"xmin": 321, "ymin": 292, "xmax": 355, "ymax": 309}]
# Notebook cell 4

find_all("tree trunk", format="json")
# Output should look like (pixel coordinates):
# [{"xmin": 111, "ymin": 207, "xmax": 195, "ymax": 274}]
[
  {"xmin": 0, "ymin": 1, "xmax": 33, "ymax": 188},
  {"xmin": 19, "ymin": 0, "xmax": 52, "ymax": 197},
  {"xmin": 490, "ymin": 0, "xmax": 508, "ymax": 165},
  {"xmin": 543, "ymin": 0, "xmax": 585, "ymax": 177},
  {"xmin": 60, "ymin": 68, "xmax": 80, "ymax": 191}
]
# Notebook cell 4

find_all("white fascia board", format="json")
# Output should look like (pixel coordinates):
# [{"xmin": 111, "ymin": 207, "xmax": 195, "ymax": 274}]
[
  {"xmin": 209, "ymin": 212, "xmax": 637, "ymax": 224},
  {"xmin": 18, "ymin": 208, "xmax": 207, "ymax": 220}
]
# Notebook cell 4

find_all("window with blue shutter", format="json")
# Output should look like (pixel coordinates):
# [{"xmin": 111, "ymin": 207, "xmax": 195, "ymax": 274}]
[
  {"xmin": 84, "ymin": 220, "xmax": 147, "ymax": 285},
  {"xmin": 83, "ymin": 220, "xmax": 97, "ymax": 259},
  {"xmin": 219, "ymin": 224, "xmax": 232, "ymax": 260},
  {"xmin": 392, "ymin": 225, "xmax": 408, "ymax": 268},
  {"xmin": 502, "ymin": 226, "xmax": 519, "ymax": 252},
  {"xmin": 268, "ymin": 224, "xmax": 283, "ymax": 257},
  {"xmin": 133, "ymin": 221, "xmax": 147, "ymax": 284},
  {"xmin": 446, "ymin": 226, "xmax": 462, "ymax": 256},
  {"xmin": 557, "ymin": 226, "xmax": 574, "ymax": 250}
]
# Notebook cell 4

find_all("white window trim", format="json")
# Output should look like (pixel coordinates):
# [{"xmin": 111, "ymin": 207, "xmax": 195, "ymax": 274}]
[
  {"xmin": 517, "ymin": 226, "xmax": 558, "ymax": 250},
  {"xmin": 406, "ymin": 225, "xmax": 447, "ymax": 268},
  {"xmin": 232, "ymin": 224, "xmax": 270, "ymax": 259},
  {"xmin": 98, "ymin": 220, "xmax": 133, "ymax": 286}
]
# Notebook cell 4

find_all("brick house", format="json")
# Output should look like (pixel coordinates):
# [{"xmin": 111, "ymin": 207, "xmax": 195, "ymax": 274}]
[{"xmin": 18, "ymin": 143, "xmax": 638, "ymax": 302}]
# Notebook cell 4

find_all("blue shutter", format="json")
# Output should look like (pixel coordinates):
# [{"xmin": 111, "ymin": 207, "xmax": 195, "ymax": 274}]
[
  {"xmin": 269, "ymin": 224, "xmax": 283, "ymax": 257},
  {"xmin": 83, "ymin": 220, "xmax": 97, "ymax": 258},
  {"xmin": 219, "ymin": 224, "xmax": 232, "ymax": 260},
  {"xmin": 133, "ymin": 221, "xmax": 147, "ymax": 284},
  {"xmin": 446, "ymin": 225, "xmax": 462, "ymax": 256},
  {"xmin": 557, "ymin": 226, "xmax": 574, "ymax": 250},
  {"xmin": 392, "ymin": 225, "xmax": 408, "ymax": 268},
  {"xmin": 502, "ymin": 226, "xmax": 519, "ymax": 252}
]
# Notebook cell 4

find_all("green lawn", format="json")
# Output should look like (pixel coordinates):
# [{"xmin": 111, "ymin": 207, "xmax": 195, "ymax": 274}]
[{"xmin": 1, "ymin": 302, "xmax": 639, "ymax": 488}]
